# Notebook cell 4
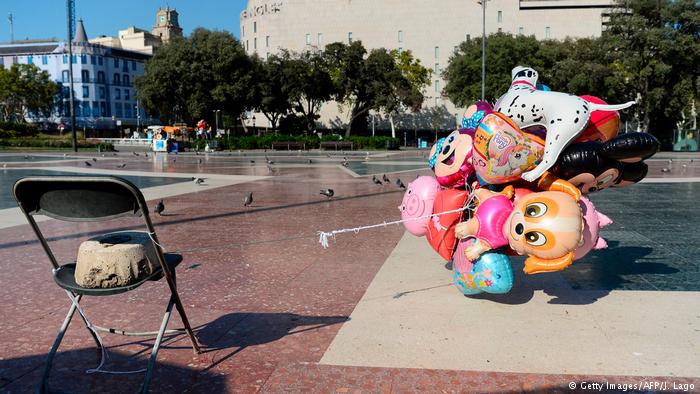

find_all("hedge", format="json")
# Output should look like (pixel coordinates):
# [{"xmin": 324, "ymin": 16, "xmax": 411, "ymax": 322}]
[
  {"xmin": 0, "ymin": 138, "xmax": 114, "ymax": 151},
  {"xmin": 192, "ymin": 134, "xmax": 400, "ymax": 150},
  {"xmin": 0, "ymin": 121, "xmax": 38, "ymax": 137}
]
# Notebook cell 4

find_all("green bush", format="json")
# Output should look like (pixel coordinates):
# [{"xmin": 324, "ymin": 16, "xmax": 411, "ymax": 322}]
[
  {"xmin": 0, "ymin": 137, "xmax": 114, "ymax": 150},
  {"xmin": 188, "ymin": 134, "xmax": 400, "ymax": 150},
  {"xmin": 0, "ymin": 121, "xmax": 39, "ymax": 137},
  {"xmin": 347, "ymin": 136, "xmax": 401, "ymax": 150}
]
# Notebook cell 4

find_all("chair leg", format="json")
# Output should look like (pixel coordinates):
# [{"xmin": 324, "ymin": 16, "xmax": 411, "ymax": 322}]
[
  {"xmin": 37, "ymin": 296, "xmax": 81, "ymax": 394},
  {"xmin": 171, "ymin": 293, "xmax": 201, "ymax": 354},
  {"xmin": 139, "ymin": 297, "xmax": 175, "ymax": 394}
]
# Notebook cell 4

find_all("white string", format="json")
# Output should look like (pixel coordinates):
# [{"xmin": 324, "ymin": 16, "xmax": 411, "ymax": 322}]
[
  {"xmin": 64, "ymin": 290, "xmax": 147, "ymax": 375},
  {"xmin": 318, "ymin": 185, "xmax": 481, "ymax": 249}
]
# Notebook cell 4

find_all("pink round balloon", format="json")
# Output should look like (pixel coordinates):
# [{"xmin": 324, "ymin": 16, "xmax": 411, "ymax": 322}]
[
  {"xmin": 575, "ymin": 197, "xmax": 613, "ymax": 260},
  {"xmin": 398, "ymin": 176, "xmax": 441, "ymax": 236}
]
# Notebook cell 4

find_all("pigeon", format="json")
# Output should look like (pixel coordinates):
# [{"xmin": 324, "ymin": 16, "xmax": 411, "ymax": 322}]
[
  {"xmin": 173, "ymin": 158, "xmax": 176, "ymax": 162},
  {"xmin": 144, "ymin": 153, "xmax": 148, "ymax": 158},
  {"xmin": 265, "ymin": 156, "xmax": 275, "ymax": 165},
  {"xmin": 682, "ymin": 164, "xmax": 688, "ymax": 169},
  {"xmin": 341, "ymin": 160, "xmax": 349, "ymax": 167},
  {"xmin": 116, "ymin": 163, "xmax": 127, "ymax": 168},
  {"xmin": 372, "ymin": 175, "xmax": 378, "ymax": 183},
  {"xmin": 84, "ymin": 161, "xmax": 92, "ymax": 166},
  {"xmin": 661, "ymin": 168, "xmax": 670, "ymax": 173},
  {"xmin": 250, "ymin": 160, "xmax": 255, "ymax": 164},
  {"xmin": 383, "ymin": 174, "xmax": 390, "ymax": 184},
  {"xmin": 198, "ymin": 158, "xmax": 203, "ymax": 164},
  {"xmin": 396, "ymin": 178, "xmax": 406, "ymax": 189},
  {"xmin": 63, "ymin": 153, "xmax": 67, "ymax": 158},
  {"xmin": 308, "ymin": 159, "xmax": 313, "ymax": 164},
  {"xmin": 373, "ymin": 178, "xmax": 383, "ymax": 186},
  {"xmin": 23, "ymin": 155, "xmax": 29, "ymax": 159},
  {"xmin": 668, "ymin": 159, "xmax": 673, "ymax": 164},
  {"xmin": 267, "ymin": 164, "xmax": 274, "ymax": 173},
  {"xmin": 320, "ymin": 189, "xmax": 334, "ymax": 199},
  {"xmin": 154, "ymin": 200, "xmax": 165, "ymax": 216},
  {"xmin": 243, "ymin": 192, "xmax": 253, "ymax": 207},
  {"xmin": 193, "ymin": 177, "xmax": 205, "ymax": 184},
  {"xmin": 92, "ymin": 157, "xmax": 97, "ymax": 162},
  {"xmin": 133, "ymin": 152, "xmax": 139, "ymax": 156}
]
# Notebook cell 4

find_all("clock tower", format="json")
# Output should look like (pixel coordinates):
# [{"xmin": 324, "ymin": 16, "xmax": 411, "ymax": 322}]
[{"xmin": 151, "ymin": 7, "xmax": 183, "ymax": 43}]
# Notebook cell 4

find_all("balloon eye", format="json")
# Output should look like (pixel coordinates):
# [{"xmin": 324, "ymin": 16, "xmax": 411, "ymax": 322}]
[
  {"xmin": 525, "ymin": 231, "xmax": 547, "ymax": 246},
  {"xmin": 525, "ymin": 202, "xmax": 547, "ymax": 218},
  {"xmin": 448, "ymin": 135, "xmax": 455, "ymax": 143},
  {"xmin": 515, "ymin": 223, "xmax": 524, "ymax": 235},
  {"xmin": 407, "ymin": 189, "xmax": 412, "ymax": 194}
]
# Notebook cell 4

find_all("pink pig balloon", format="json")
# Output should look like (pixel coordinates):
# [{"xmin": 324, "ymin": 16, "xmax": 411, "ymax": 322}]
[
  {"xmin": 575, "ymin": 197, "xmax": 613, "ymax": 260},
  {"xmin": 398, "ymin": 176, "xmax": 441, "ymax": 236}
]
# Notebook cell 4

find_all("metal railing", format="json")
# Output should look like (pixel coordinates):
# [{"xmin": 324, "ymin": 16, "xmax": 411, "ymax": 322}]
[{"xmin": 86, "ymin": 138, "xmax": 152, "ymax": 146}]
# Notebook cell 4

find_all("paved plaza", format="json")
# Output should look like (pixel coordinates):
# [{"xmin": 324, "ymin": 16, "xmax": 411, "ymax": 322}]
[{"xmin": 0, "ymin": 150, "xmax": 699, "ymax": 392}]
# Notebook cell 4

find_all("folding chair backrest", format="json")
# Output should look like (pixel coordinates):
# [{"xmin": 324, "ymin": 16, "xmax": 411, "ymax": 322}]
[{"xmin": 14, "ymin": 176, "xmax": 146, "ymax": 222}]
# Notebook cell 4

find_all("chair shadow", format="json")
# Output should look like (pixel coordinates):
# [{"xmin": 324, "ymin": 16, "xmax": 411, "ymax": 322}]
[
  {"xmin": 0, "ymin": 347, "xmax": 227, "ymax": 393},
  {"xmin": 465, "ymin": 241, "xmax": 678, "ymax": 306}
]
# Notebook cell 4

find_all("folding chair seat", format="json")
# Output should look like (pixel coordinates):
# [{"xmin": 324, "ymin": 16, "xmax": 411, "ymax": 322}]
[{"xmin": 13, "ymin": 176, "xmax": 201, "ymax": 393}]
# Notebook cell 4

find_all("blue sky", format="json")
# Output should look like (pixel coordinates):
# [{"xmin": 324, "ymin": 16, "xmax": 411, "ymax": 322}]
[{"xmin": 0, "ymin": 0, "xmax": 248, "ymax": 42}]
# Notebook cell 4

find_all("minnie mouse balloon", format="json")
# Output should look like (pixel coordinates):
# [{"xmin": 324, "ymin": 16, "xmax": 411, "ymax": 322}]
[
  {"xmin": 472, "ymin": 112, "xmax": 545, "ymax": 185},
  {"xmin": 429, "ymin": 129, "xmax": 476, "ymax": 188},
  {"xmin": 398, "ymin": 176, "xmax": 441, "ymax": 236}
]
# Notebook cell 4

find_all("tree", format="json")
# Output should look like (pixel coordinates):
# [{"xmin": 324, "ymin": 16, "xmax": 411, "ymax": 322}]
[
  {"xmin": 250, "ymin": 54, "xmax": 291, "ymax": 132},
  {"xmin": 0, "ymin": 64, "xmax": 58, "ymax": 122},
  {"xmin": 376, "ymin": 49, "xmax": 431, "ymax": 138},
  {"xmin": 282, "ymin": 50, "xmax": 334, "ymax": 134},
  {"xmin": 602, "ymin": 0, "xmax": 700, "ymax": 142},
  {"xmin": 136, "ymin": 28, "xmax": 253, "ymax": 126}
]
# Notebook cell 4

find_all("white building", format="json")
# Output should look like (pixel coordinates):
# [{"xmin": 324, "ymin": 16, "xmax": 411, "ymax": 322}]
[
  {"xmin": 0, "ymin": 19, "xmax": 158, "ymax": 130},
  {"xmin": 240, "ymin": 0, "xmax": 615, "ymax": 132}
]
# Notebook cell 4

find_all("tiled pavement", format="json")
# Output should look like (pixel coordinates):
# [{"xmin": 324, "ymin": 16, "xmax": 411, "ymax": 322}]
[{"xmin": 0, "ymin": 151, "xmax": 699, "ymax": 393}]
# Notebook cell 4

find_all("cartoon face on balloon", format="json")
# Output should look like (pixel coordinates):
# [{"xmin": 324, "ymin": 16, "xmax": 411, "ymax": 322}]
[
  {"xmin": 553, "ymin": 133, "xmax": 659, "ymax": 194},
  {"xmin": 429, "ymin": 129, "xmax": 475, "ymax": 188},
  {"xmin": 472, "ymin": 112, "xmax": 544, "ymax": 185},
  {"xmin": 398, "ymin": 176, "xmax": 441, "ymax": 236},
  {"xmin": 508, "ymin": 191, "xmax": 584, "ymax": 274}
]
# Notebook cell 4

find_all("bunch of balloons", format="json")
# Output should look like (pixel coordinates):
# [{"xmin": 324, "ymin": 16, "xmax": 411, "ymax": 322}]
[{"xmin": 398, "ymin": 66, "xmax": 659, "ymax": 296}]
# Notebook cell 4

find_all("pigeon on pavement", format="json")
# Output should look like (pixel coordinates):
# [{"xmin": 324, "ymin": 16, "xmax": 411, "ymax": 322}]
[
  {"xmin": 373, "ymin": 178, "xmax": 383, "ymax": 185},
  {"xmin": 244, "ymin": 192, "xmax": 253, "ymax": 207},
  {"xmin": 92, "ymin": 157, "xmax": 97, "ymax": 162},
  {"xmin": 154, "ymin": 200, "xmax": 165, "ymax": 216},
  {"xmin": 320, "ymin": 189, "xmax": 334, "ymax": 199},
  {"xmin": 383, "ymin": 174, "xmax": 390, "ymax": 183},
  {"xmin": 84, "ymin": 161, "xmax": 92, "ymax": 166},
  {"xmin": 116, "ymin": 163, "xmax": 127, "ymax": 168},
  {"xmin": 192, "ymin": 177, "xmax": 205, "ymax": 184}
]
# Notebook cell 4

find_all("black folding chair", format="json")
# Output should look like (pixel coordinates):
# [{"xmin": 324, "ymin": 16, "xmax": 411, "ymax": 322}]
[{"xmin": 13, "ymin": 176, "xmax": 201, "ymax": 393}]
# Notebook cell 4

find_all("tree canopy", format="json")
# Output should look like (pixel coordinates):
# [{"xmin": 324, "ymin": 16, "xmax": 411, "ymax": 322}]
[
  {"xmin": 0, "ymin": 63, "xmax": 58, "ymax": 123},
  {"xmin": 135, "ymin": 28, "xmax": 253, "ymax": 125}
]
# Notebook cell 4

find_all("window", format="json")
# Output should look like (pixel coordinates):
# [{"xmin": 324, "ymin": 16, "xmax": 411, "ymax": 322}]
[
  {"xmin": 123, "ymin": 74, "xmax": 130, "ymax": 86},
  {"xmin": 113, "ymin": 73, "xmax": 120, "ymax": 85},
  {"xmin": 498, "ymin": 11, "xmax": 502, "ymax": 23},
  {"xmin": 466, "ymin": 34, "xmax": 471, "ymax": 41},
  {"xmin": 83, "ymin": 86, "xmax": 89, "ymax": 98},
  {"xmin": 122, "ymin": 61, "xmax": 128, "ymax": 72},
  {"xmin": 398, "ymin": 30, "xmax": 403, "ymax": 43},
  {"xmin": 434, "ymin": 63, "xmax": 440, "ymax": 74},
  {"xmin": 124, "ymin": 89, "xmax": 130, "ymax": 100},
  {"xmin": 80, "ymin": 54, "xmax": 87, "ymax": 64},
  {"xmin": 306, "ymin": 33, "xmax": 311, "ymax": 45},
  {"xmin": 27, "ymin": 55, "xmax": 33, "ymax": 64},
  {"xmin": 132, "ymin": 61, "xmax": 136, "ymax": 71},
  {"xmin": 317, "ymin": 33, "xmax": 323, "ymax": 46},
  {"xmin": 434, "ymin": 46, "xmax": 439, "ymax": 58},
  {"xmin": 253, "ymin": 21, "xmax": 257, "ymax": 33},
  {"xmin": 81, "ymin": 69, "xmax": 89, "ymax": 82},
  {"xmin": 348, "ymin": 32, "xmax": 352, "ymax": 43},
  {"xmin": 519, "ymin": 27, "xmax": 524, "ymax": 35},
  {"xmin": 82, "ymin": 102, "xmax": 90, "ymax": 117},
  {"xmin": 62, "ymin": 70, "xmax": 69, "ymax": 82},
  {"xmin": 125, "ymin": 105, "xmax": 132, "ymax": 118},
  {"xmin": 115, "ymin": 88, "xmax": 121, "ymax": 100},
  {"xmin": 42, "ymin": 55, "xmax": 48, "ymax": 65},
  {"xmin": 254, "ymin": 37, "xmax": 257, "ymax": 49},
  {"xmin": 498, "ymin": 28, "xmax": 502, "ymax": 33},
  {"xmin": 398, "ymin": 47, "xmax": 403, "ymax": 53},
  {"xmin": 115, "ymin": 102, "xmax": 123, "ymax": 117},
  {"xmin": 98, "ymin": 56, "xmax": 103, "ymax": 66},
  {"xmin": 435, "ymin": 79, "xmax": 440, "ymax": 93},
  {"xmin": 91, "ymin": 55, "xmax": 96, "ymax": 65},
  {"xmin": 242, "ymin": 26, "xmax": 245, "ymax": 37},
  {"xmin": 62, "ymin": 55, "xmax": 68, "ymax": 64},
  {"xmin": 246, "ymin": 40, "xmax": 249, "ymax": 51},
  {"xmin": 100, "ymin": 102, "xmax": 107, "ymax": 117},
  {"xmin": 114, "ymin": 58, "xmax": 119, "ymax": 67},
  {"xmin": 435, "ymin": 97, "xmax": 439, "ymax": 107},
  {"xmin": 71, "ymin": 55, "xmax": 77, "ymax": 64},
  {"xmin": 545, "ymin": 26, "xmax": 551, "ymax": 38},
  {"xmin": 453, "ymin": 45, "xmax": 458, "ymax": 53},
  {"xmin": 92, "ymin": 101, "xmax": 99, "ymax": 117},
  {"xmin": 99, "ymin": 86, "xmax": 105, "ymax": 99},
  {"xmin": 266, "ymin": 35, "xmax": 270, "ymax": 48},
  {"xmin": 97, "ymin": 71, "xmax": 105, "ymax": 83}
]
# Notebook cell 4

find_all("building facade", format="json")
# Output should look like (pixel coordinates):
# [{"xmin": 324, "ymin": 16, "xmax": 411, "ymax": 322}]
[
  {"xmin": 240, "ymin": 0, "xmax": 615, "ymax": 131},
  {"xmin": 0, "ymin": 19, "xmax": 158, "ymax": 130},
  {"xmin": 91, "ymin": 7, "xmax": 183, "ymax": 55}
]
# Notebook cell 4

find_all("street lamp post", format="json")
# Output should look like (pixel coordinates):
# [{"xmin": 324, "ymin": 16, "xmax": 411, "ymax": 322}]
[
  {"xmin": 135, "ymin": 100, "xmax": 141, "ymax": 134},
  {"xmin": 66, "ymin": 0, "xmax": 77, "ymax": 152},
  {"xmin": 480, "ymin": 0, "xmax": 487, "ymax": 101}
]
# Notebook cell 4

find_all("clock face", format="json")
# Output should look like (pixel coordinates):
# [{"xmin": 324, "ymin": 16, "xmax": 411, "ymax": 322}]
[{"xmin": 159, "ymin": 15, "xmax": 165, "ymax": 23}]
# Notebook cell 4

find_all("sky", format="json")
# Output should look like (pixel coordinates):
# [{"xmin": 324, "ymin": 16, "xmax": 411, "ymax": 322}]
[{"xmin": 0, "ymin": 0, "xmax": 248, "ymax": 43}]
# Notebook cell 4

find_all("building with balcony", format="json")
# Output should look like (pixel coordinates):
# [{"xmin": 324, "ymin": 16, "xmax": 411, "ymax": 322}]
[{"xmin": 0, "ymin": 19, "xmax": 158, "ymax": 130}]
